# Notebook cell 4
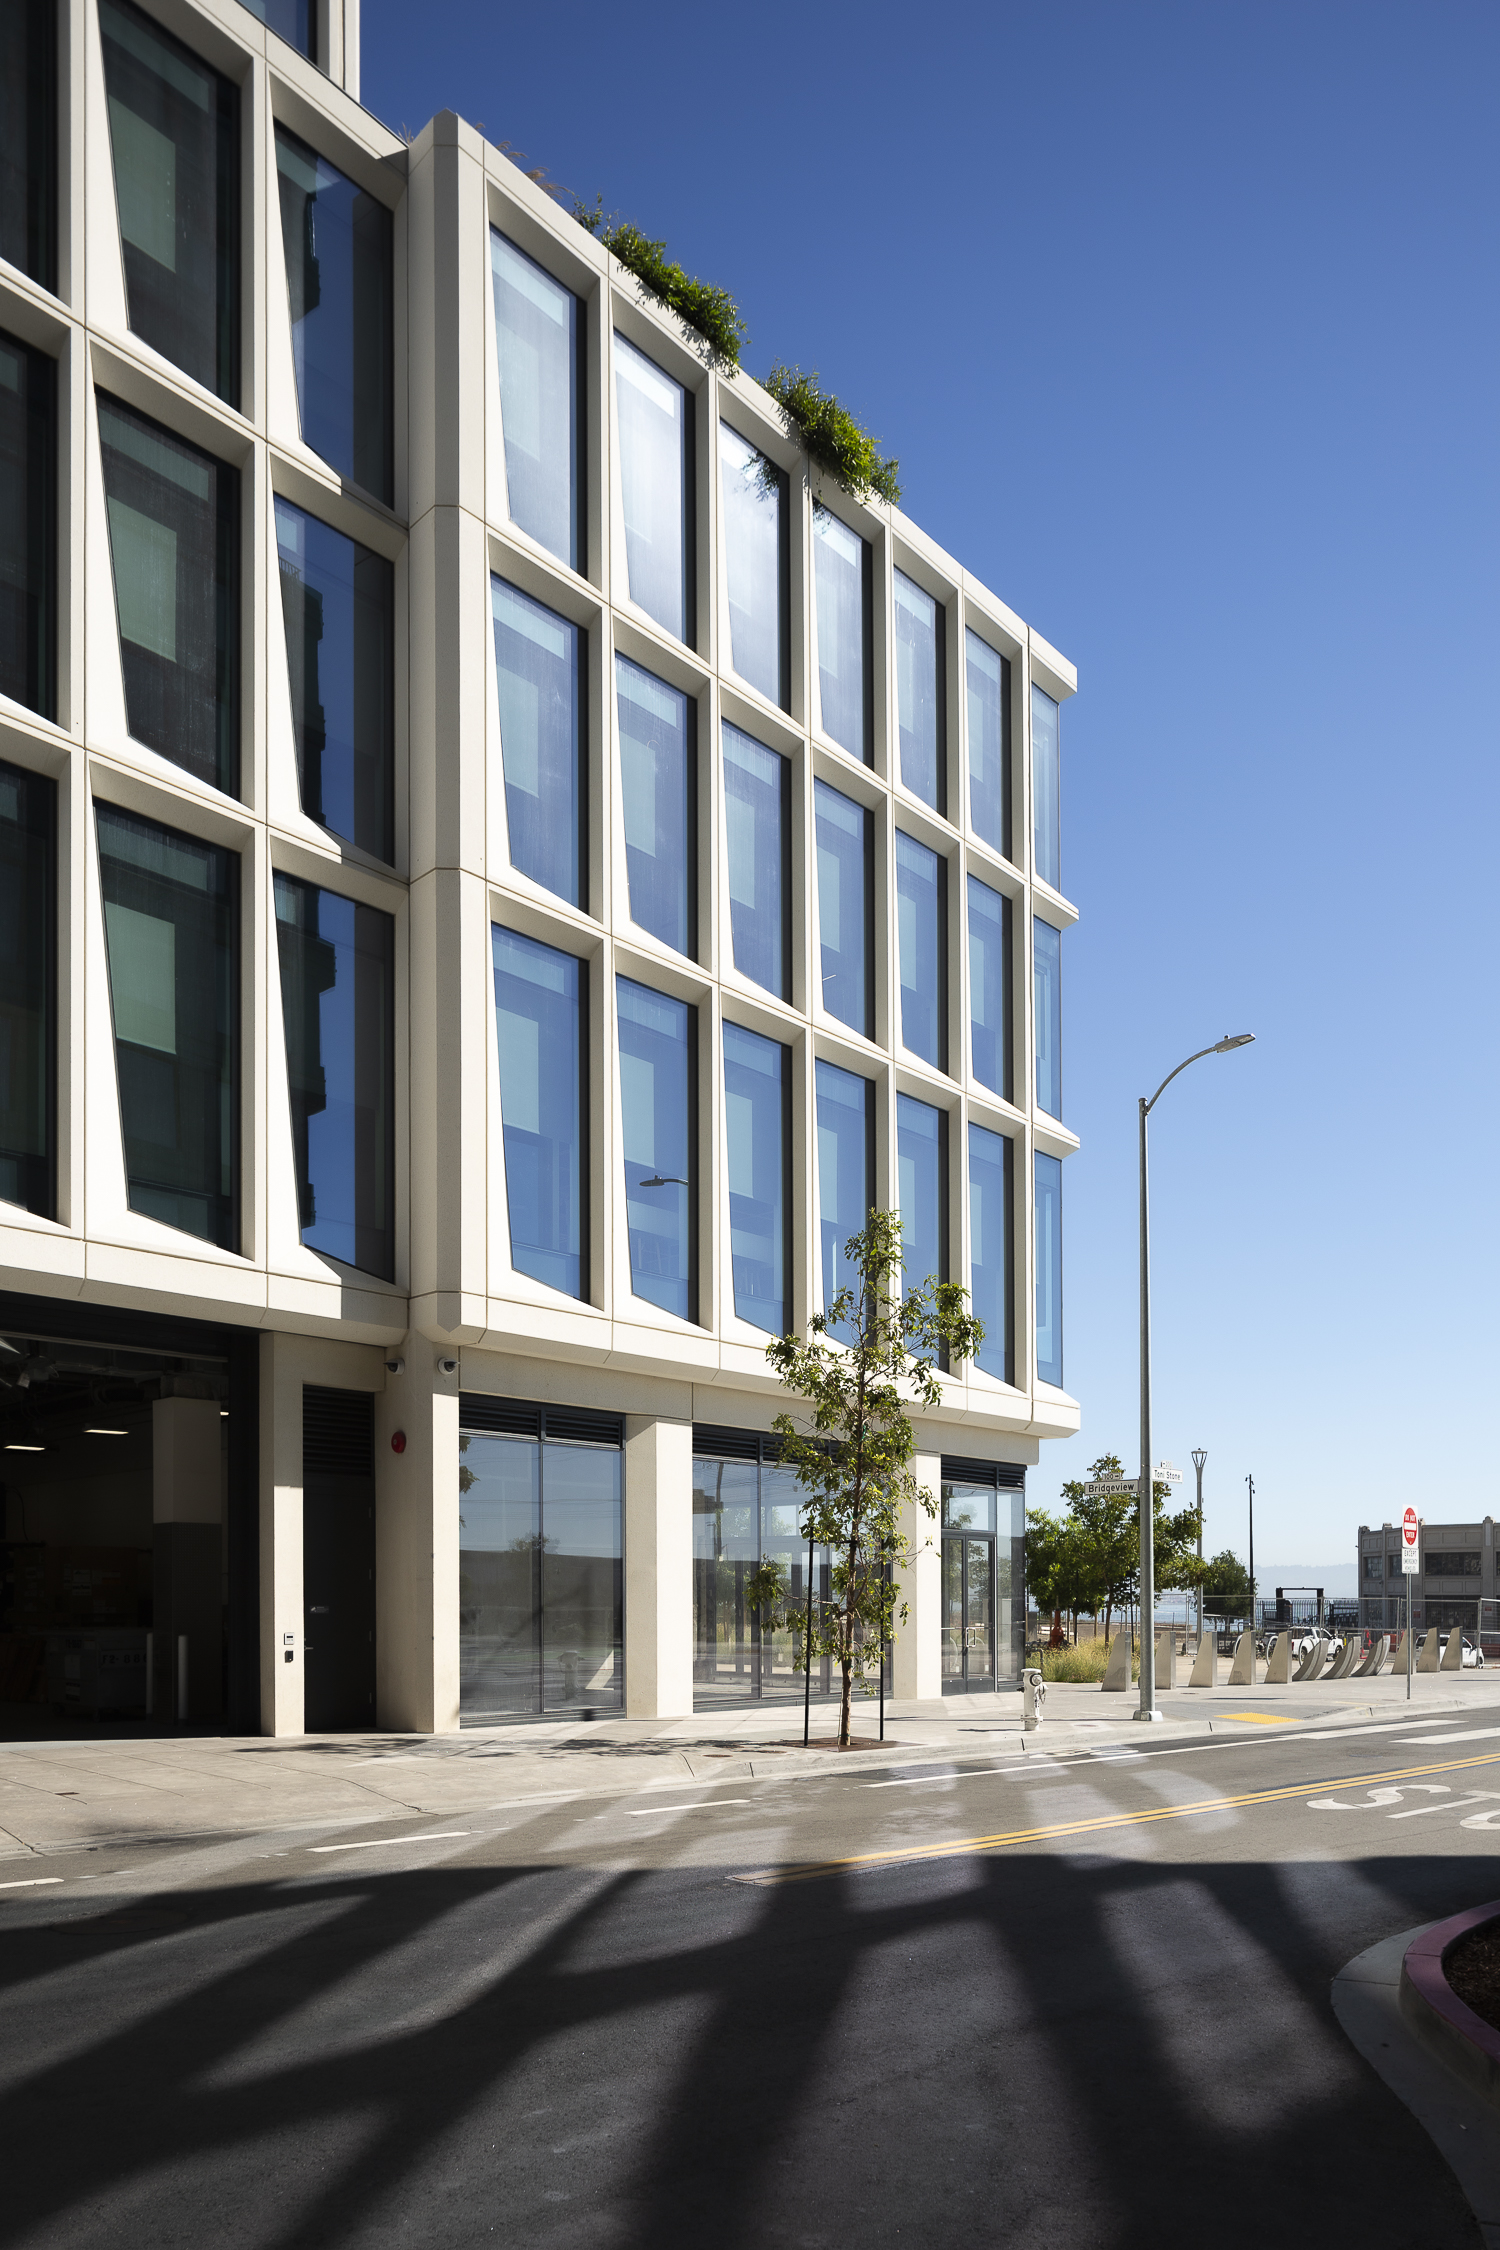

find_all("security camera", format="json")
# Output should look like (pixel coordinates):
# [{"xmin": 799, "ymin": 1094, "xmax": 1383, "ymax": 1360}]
[
  {"xmin": 437, "ymin": 1354, "xmax": 459, "ymax": 1376},
  {"xmin": 385, "ymin": 1356, "xmax": 405, "ymax": 1376}
]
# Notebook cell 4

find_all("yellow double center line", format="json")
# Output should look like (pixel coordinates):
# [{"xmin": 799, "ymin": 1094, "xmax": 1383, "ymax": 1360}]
[{"xmin": 731, "ymin": 1748, "xmax": 1500, "ymax": 1887}]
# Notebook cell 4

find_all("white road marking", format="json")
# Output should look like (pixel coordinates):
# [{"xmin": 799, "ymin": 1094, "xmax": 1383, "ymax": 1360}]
[
  {"xmin": 865, "ymin": 1766, "xmax": 1024, "ymax": 1791},
  {"xmin": 1299, "ymin": 1720, "xmax": 1471, "ymax": 1741},
  {"xmin": 0, "ymin": 1877, "xmax": 63, "ymax": 1890},
  {"xmin": 1390, "ymin": 1792, "xmax": 1500, "ymax": 1820},
  {"xmin": 623, "ymin": 1799, "xmax": 751, "ymax": 1817},
  {"xmin": 308, "ymin": 1832, "xmax": 472, "ymax": 1853},
  {"xmin": 1392, "ymin": 1728, "xmax": 1500, "ymax": 1745}
]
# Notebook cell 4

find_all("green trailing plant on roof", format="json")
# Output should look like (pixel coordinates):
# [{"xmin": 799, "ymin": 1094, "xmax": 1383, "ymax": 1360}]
[
  {"xmin": 763, "ymin": 363, "xmax": 901, "ymax": 506},
  {"xmin": 573, "ymin": 199, "xmax": 747, "ymax": 369}
]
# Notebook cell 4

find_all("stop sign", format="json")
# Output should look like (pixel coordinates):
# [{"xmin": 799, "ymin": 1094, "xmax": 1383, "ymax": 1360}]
[{"xmin": 1402, "ymin": 1505, "xmax": 1419, "ymax": 1548}]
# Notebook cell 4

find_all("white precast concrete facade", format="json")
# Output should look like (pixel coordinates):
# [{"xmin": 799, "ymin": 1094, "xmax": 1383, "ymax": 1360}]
[{"xmin": 0, "ymin": 0, "xmax": 1078, "ymax": 1735}]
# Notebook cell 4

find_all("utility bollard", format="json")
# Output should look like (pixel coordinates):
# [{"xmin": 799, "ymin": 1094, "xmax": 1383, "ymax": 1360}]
[
  {"xmin": 1101, "ymin": 1633, "xmax": 1132, "ymax": 1692},
  {"xmin": 1265, "ymin": 1631, "xmax": 1292, "ymax": 1684},
  {"xmin": 1156, "ymin": 1628, "xmax": 1176, "ymax": 1691},
  {"xmin": 1188, "ymin": 1629, "xmax": 1216, "ymax": 1687},
  {"xmin": 1418, "ymin": 1628, "xmax": 1442, "ymax": 1673},
  {"xmin": 1441, "ymin": 1629, "xmax": 1465, "ymax": 1672},
  {"xmin": 1355, "ymin": 1634, "xmax": 1390, "ymax": 1679},
  {"xmin": 1228, "ymin": 1630, "xmax": 1257, "ymax": 1687},
  {"xmin": 1023, "ymin": 1669, "xmax": 1046, "ymax": 1730}
]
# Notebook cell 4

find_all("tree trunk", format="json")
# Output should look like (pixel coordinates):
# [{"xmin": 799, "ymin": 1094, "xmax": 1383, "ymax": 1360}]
[{"xmin": 839, "ymin": 1655, "xmax": 853, "ymax": 1748}]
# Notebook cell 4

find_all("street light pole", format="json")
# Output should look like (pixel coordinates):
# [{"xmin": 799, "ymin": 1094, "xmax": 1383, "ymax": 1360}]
[
  {"xmin": 1246, "ymin": 1473, "xmax": 1256, "ymax": 1638},
  {"xmin": 1136, "ymin": 1033, "xmax": 1255, "ymax": 1723},
  {"xmin": 1192, "ymin": 1449, "xmax": 1207, "ymax": 1638}
]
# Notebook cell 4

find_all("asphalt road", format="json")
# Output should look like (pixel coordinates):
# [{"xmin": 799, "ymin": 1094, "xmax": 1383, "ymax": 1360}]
[{"xmin": 5, "ymin": 1715, "xmax": 1499, "ymax": 2248}]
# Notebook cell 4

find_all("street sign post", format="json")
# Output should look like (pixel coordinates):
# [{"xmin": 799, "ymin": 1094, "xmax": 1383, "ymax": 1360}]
[{"xmin": 1402, "ymin": 1507, "xmax": 1420, "ymax": 1698}]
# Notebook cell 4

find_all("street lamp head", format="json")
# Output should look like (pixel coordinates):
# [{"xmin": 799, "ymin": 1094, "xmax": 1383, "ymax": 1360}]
[
  {"xmin": 1192, "ymin": 1448, "xmax": 1207, "ymax": 1470},
  {"xmin": 1214, "ymin": 1032, "xmax": 1255, "ymax": 1052}
]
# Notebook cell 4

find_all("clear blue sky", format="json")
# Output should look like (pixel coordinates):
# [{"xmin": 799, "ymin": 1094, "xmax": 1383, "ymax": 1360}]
[{"xmin": 363, "ymin": 0, "xmax": 1499, "ymax": 1569}]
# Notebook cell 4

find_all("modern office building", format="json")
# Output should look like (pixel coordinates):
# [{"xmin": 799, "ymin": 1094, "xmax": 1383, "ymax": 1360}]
[
  {"xmin": 0, "ymin": 0, "xmax": 1079, "ymax": 1737},
  {"xmin": 1357, "ymin": 1520, "xmax": 1500, "ymax": 1650}
]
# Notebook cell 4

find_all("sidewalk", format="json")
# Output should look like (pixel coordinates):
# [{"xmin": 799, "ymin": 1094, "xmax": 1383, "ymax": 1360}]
[{"xmin": 2, "ymin": 1669, "xmax": 1497, "ymax": 1862}]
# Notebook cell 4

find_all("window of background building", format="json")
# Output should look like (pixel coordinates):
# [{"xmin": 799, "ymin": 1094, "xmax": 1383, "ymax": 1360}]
[
  {"xmin": 492, "ymin": 926, "xmax": 587, "ymax": 1302},
  {"xmin": 617, "ymin": 655, "xmax": 695, "ymax": 959},
  {"xmin": 618, "ymin": 976, "xmax": 696, "ymax": 1323},
  {"xmin": 1033, "ymin": 917, "xmax": 1061, "ymax": 1120},
  {"xmin": 692, "ymin": 1429, "xmax": 836, "ymax": 1709},
  {"xmin": 896, "ymin": 830, "xmax": 946, "ymax": 1071},
  {"xmin": 275, "ymin": 498, "xmax": 393, "ymax": 863},
  {"xmin": 491, "ymin": 231, "xmax": 582, "ymax": 572},
  {"xmin": 897, "ymin": 1093, "xmax": 946, "ymax": 1300},
  {"xmin": 1034, "ymin": 1149, "xmax": 1063, "ymax": 1386},
  {"xmin": 0, "ymin": 329, "xmax": 55, "ymax": 721},
  {"xmin": 97, "ymin": 802, "xmax": 237, "ymax": 1248},
  {"xmin": 968, "ymin": 1123, "xmax": 1013, "ymax": 1385},
  {"xmin": 724, "ymin": 1022, "xmax": 789, "ymax": 1337},
  {"xmin": 98, "ymin": 392, "xmax": 239, "ymax": 798},
  {"xmin": 492, "ymin": 576, "xmax": 584, "ymax": 908},
  {"xmin": 814, "ymin": 779, "xmax": 873, "ymax": 1040},
  {"xmin": 895, "ymin": 570, "xmax": 943, "ymax": 812},
  {"xmin": 967, "ymin": 875, "xmax": 1012, "ymax": 1104},
  {"xmin": 813, "ymin": 507, "xmax": 872, "ymax": 763},
  {"xmin": 720, "ymin": 424, "xmax": 788, "ymax": 708},
  {"xmin": 273, "ymin": 873, "xmax": 394, "ymax": 1281},
  {"xmin": 0, "ymin": 758, "xmax": 54, "ymax": 1218},
  {"xmin": 814, "ymin": 1058, "xmax": 872, "ymax": 1347},
  {"xmin": 1032, "ymin": 682, "xmax": 1061, "ymax": 890},
  {"xmin": 615, "ymin": 332, "xmax": 692, "ymax": 643},
  {"xmin": 235, "ymin": 0, "xmax": 315, "ymax": 59},
  {"xmin": 0, "ymin": 0, "xmax": 55, "ymax": 293},
  {"xmin": 100, "ymin": 0, "xmax": 238, "ymax": 404},
  {"xmin": 275, "ymin": 125, "xmax": 393, "ymax": 504},
  {"xmin": 722, "ymin": 721, "xmax": 789, "ymax": 1001},
  {"xmin": 967, "ymin": 631, "xmax": 1010, "ymax": 861}
]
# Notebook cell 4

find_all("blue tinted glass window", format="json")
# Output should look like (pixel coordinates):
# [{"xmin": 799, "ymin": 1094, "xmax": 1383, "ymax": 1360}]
[
  {"xmin": 618, "ymin": 976, "xmax": 696, "ymax": 1321},
  {"xmin": 722, "ymin": 722, "xmax": 789, "ymax": 1000},
  {"xmin": 1032, "ymin": 683, "xmax": 1060, "ymax": 890},
  {"xmin": 720, "ymin": 424, "xmax": 787, "ymax": 706},
  {"xmin": 617, "ymin": 655, "xmax": 694, "ymax": 958},
  {"xmin": 275, "ymin": 125, "xmax": 392, "ymax": 503},
  {"xmin": 235, "ymin": 0, "xmax": 313, "ymax": 57},
  {"xmin": 815, "ymin": 1059, "xmax": 872, "ymax": 1346},
  {"xmin": 97, "ymin": 802, "xmax": 237, "ymax": 1247},
  {"xmin": 967, "ymin": 630, "xmax": 1010, "ymax": 860},
  {"xmin": 896, "ymin": 830, "xmax": 946, "ymax": 1070},
  {"xmin": 968, "ymin": 875, "xmax": 1012, "ymax": 1102},
  {"xmin": 1034, "ymin": 1150, "xmax": 1063, "ymax": 1386},
  {"xmin": 492, "ymin": 927, "xmax": 586, "ymax": 1300},
  {"xmin": 0, "ymin": 329, "xmax": 55, "ymax": 720},
  {"xmin": 894, "ymin": 570, "xmax": 942, "ymax": 811},
  {"xmin": 274, "ymin": 874, "xmax": 394, "ymax": 1280},
  {"xmin": 0, "ymin": 0, "xmax": 56, "ymax": 293},
  {"xmin": 897, "ymin": 1094, "xmax": 945, "ymax": 1294},
  {"xmin": 1033, "ymin": 917, "xmax": 1061, "ymax": 1119},
  {"xmin": 491, "ymin": 231, "xmax": 580, "ymax": 571},
  {"xmin": 968, "ymin": 1123, "xmax": 1013, "ymax": 1384},
  {"xmin": 0, "ymin": 757, "xmax": 54, "ymax": 1217},
  {"xmin": 814, "ymin": 507, "xmax": 871, "ymax": 761},
  {"xmin": 492, "ymin": 577, "xmax": 583, "ymax": 908},
  {"xmin": 275, "ymin": 497, "xmax": 393, "ymax": 863},
  {"xmin": 724, "ymin": 1022, "xmax": 788, "ymax": 1337},
  {"xmin": 615, "ymin": 332, "xmax": 691, "ymax": 641},
  {"xmin": 814, "ymin": 779, "xmax": 872, "ymax": 1039}
]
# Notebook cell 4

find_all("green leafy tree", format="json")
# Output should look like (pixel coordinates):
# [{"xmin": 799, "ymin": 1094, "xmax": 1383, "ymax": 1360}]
[
  {"xmin": 1200, "ymin": 1549, "xmax": 1255, "ymax": 1624},
  {"xmin": 747, "ymin": 1208, "xmax": 982, "ymax": 1748}
]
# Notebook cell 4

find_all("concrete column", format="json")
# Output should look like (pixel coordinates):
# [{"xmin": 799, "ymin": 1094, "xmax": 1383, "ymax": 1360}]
[
  {"xmin": 892, "ymin": 1450, "xmax": 942, "ymax": 1702},
  {"xmin": 257, "ymin": 1333, "xmax": 305, "ymax": 1736},
  {"xmin": 152, "ymin": 1397, "xmax": 224, "ymax": 1725},
  {"xmin": 374, "ymin": 1354, "xmax": 460, "ymax": 1732},
  {"xmin": 623, "ymin": 1415, "xmax": 693, "ymax": 1720}
]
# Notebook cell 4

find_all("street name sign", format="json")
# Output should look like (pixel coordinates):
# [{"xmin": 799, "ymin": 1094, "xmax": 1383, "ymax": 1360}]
[
  {"xmin": 1401, "ymin": 1505, "xmax": 1420, "ymax": 1574},
  {"xmin": 1081, "ymin": 1461, "xmax": 1186, "ymax": 1500}
]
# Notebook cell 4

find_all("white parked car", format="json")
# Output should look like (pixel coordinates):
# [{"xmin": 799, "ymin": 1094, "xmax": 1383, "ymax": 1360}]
[{"xmin": 1462, "ymin": 1637, "xmax": 1486, "ymax": 1669}]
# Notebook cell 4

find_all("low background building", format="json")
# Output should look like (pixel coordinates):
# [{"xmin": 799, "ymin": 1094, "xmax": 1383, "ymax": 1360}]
[{"xmin": 1357, "ymin": 1520, "xmax": 1500, "ymax": 1653}]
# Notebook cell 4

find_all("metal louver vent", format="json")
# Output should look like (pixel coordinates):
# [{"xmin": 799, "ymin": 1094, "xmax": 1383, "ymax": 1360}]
[
  {"xmin": 460, "ymin": 1395, "xmax": 623, "ymax": 1447},
  {"xmin": 303, "ymin": 1387, "xmax": 374, "ymax": 1477},
  {"xmin": 940, "ymin": 1456, "xmax": 1026, "ymax": 1491}
]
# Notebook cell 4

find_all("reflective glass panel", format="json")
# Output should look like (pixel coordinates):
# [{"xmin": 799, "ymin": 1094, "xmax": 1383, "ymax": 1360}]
[
  {"xmin": 1035, "ymin": 1150, "xmax": 1063, "ymax": 1386},
  {"xmin": 896, "ymin": 829, "xmax": 945, "ymax": 1070},
  {"xmin": 492, "ymin": 926, "xmax": 586, "ymax": 1300},
  {"xmin": 968, "ymin": 1123, "xmax": 1013, "ymax": 1384},
  {"xmin": 720, "ymin": 423, "xmax": 787, "ymax": 706},
  {"xmin": 894, "ymin": 570, "xmax": 942, "ymax": 811},
  {"xmin": 0, "ymin": 0, "xmax": 55, "ymax": 291},
  {"xmin": 814, "ymin": 779, "xmax": 872, "ymax": 1039},
  {"xmin": 897, "ymin": 1093, "xmax": 945, "ymax": 1294},
  {"xmin": 692, "ymin": 1447, "xmax": 835, "ymax": 1709},
  {"xmin": 0, "ymin": 329, "xmax": 55, "ymax": 720},
  {"xmin": 275, "ymin": 497, "xmax": 393, "ymax": 862},
  {"xmin": 1032, "ymin": 683, "xmax": 1060, "ymax": 889},
  {"xmin": 724, "ymin": 1021, "xmax": 788, "ymax": 1337},
  {"xmin": 0, "ymin": 758, "xmax": 53, "ymax": 1216},
  {"xmin": 491, "ymin": 230, "xmax": 580, "ymax": 570},
  {"xmin": 813, "ymin": 507, "xmax": 871, "ymax": 761},
  {"xmin": 492, "ymin": 576, "xmax": 583, "ymax": 907},
  {"xmin": 968, "ymin": 875, "xmax": 1012, "ymax": 1102},
  {"xmin": 97, "ymin": 802, "xmax": 237, "ymax": 1247},
  {"xmin": 98, "ymin": 393, "xmax": 239, "ymax": 796},
  {"xmin": 618, "ymin": 977, "xmax": 696, "ymax": 1321},
  {"xmin": 967, "ymin": 630, "xmax": 1010, "ymax": 860},
  {"xmin": 275, "ymin": 125, "xmax": 393, "ymax": 503},
  {"xmin": 617, "ymin": 655, "xmax": 694, "ymax": 957},
  {"xmin": 273, "ymin": 873, "xmax": 394, "ymax": 1280},
  {"xmin": 235, "ymin": 0, "xmax": 313, "ymax": 55},
  {"xmin": 815, "ymin": 1058, "xmax": 872, "ymax": 1345},
  {"xmin": 1033, "ymin": 916, "xmax": 1062, "ymax": 1119},
  {"xmin": 100, "ymin": 0, "xmax": 237, "ymax": 402},
  {"xmin": 541, "ymin": 1440, "xmax": 623, "ymax": 1712},
  {"xmin": 722, "ymin": 721, "xmax": 788, "ymax": 999},
  {"xmin": 615, "ymin": 331, "xmax": 690, "ymax": 641}
]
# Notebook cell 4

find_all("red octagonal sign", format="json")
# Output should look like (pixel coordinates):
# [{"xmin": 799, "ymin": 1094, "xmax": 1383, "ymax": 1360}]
[{"xmin": 1402, "ymin": 1505, "xmax": 1419, "ymax": 1547}]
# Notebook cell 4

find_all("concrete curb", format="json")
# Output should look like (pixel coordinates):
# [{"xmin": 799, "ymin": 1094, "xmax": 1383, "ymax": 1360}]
[{"xmin": 1401, "ymin": 1902, "xmax": 1500, "ymax": 2113}]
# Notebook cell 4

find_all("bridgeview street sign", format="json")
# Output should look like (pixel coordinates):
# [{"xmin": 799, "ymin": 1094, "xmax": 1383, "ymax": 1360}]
[{"xmin": 1081, "ymin": 1462, "xmax": 1186, "ymax": 1500}]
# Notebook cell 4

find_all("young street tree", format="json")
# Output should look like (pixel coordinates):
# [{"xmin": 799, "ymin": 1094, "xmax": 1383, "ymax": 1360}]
[{"xmin": 748, "ymin": 1208, "xmax": 983, "ymax": 1750}]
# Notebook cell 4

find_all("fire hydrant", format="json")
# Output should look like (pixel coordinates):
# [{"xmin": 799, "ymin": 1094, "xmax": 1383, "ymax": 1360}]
[{"xmin": 1023, "ymin": 1667, "xmax": 1046, "ymax": 1731}]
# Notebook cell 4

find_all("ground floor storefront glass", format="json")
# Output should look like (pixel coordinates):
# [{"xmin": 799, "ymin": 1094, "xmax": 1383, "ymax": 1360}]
[
  {"xmin": 940, "ymin": 1463, "xmax": 1024, "ymax": 1693},
  {"xmin": 692, "ymin": 1428, "xmax": 835, "ymax": 1709},
  {"xmin": 459, "ymin": 1399, "xmax": 622, "ymax": 1721}
]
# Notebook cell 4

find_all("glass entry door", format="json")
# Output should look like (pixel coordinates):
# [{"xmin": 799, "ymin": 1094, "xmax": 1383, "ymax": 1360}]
[{"xmin": 942, "ymin": 1533, "xmax": 996, "ymax": 1693}]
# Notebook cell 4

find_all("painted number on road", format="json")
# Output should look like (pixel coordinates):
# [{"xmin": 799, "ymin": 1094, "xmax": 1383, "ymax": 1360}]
[{"xmin": 1308, "ymin": 1784, "xmax": 1500, "ymax": 1829}]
